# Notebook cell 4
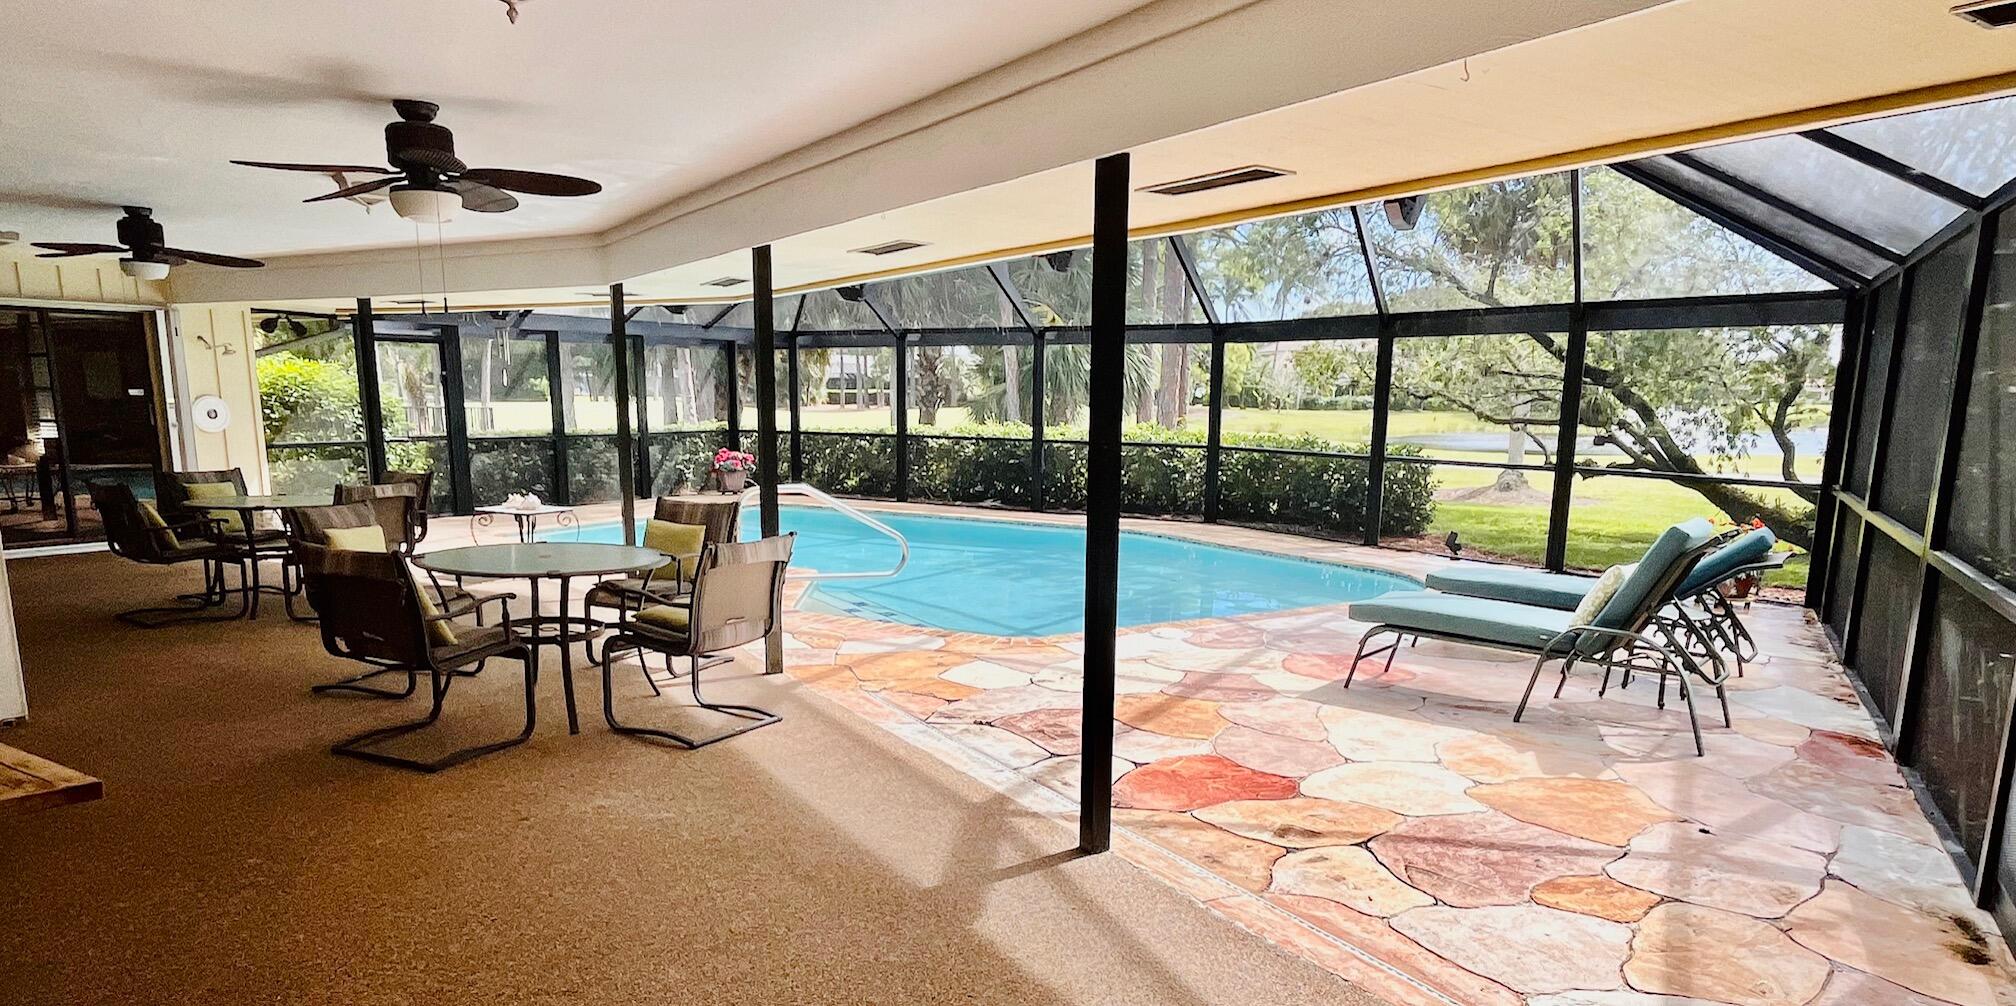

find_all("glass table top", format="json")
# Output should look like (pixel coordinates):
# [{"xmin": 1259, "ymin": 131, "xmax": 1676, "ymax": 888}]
[{"xmin": 413, "ymin": 542, "xmax": 670, "ymax": 578}]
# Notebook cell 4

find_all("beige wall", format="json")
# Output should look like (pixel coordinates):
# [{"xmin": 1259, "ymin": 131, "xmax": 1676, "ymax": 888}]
[
  {"xmin": 0, "ymin": 246, "xmax": 168, "ymax": 306},
  {"xmin": 166, "ymin": 305, "xmax": 267, "ymax": 489}
]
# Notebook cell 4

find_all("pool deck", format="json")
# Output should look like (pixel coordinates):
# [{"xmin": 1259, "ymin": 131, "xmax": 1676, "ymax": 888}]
[{"xmin": 474, "ymin": 498, "xmax": 2015, "ymax": 1006}]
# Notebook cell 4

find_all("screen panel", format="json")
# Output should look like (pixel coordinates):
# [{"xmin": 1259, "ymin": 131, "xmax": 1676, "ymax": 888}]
[{"xmin": 1877, "ymin": 235, "xmax": 1976, "ymax": 533}]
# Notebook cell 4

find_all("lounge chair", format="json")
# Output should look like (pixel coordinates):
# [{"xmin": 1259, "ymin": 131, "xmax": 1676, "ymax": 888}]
[
  {"xmin": 1423, "ymin": 526, "xmax": 1787, "ymax": 676},
  {"xmin": 597, "ymin": 534, "xmax": 794, "ymax": 749},
  {"xmin": 1345, "ymin": 519, "xmax": 1727, "ymax": 754}
]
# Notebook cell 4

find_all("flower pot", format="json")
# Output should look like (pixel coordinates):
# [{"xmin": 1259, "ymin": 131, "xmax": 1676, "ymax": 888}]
[{"xmin": 717, "ymin": 469, "xmax": 747, "ymax": 494}]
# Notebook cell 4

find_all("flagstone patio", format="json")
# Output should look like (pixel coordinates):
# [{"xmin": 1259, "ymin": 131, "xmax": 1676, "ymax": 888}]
[{"xmin": 766, "ymin": 505, "xmax": 2016, "ymax": 1006}]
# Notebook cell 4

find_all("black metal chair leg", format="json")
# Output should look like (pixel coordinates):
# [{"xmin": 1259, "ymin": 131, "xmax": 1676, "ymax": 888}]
[
  {"xmin": 602, "ymin": 644, "xmax": 779, "ymax": 749},
  {"xmin": 331, "ymin": 646, "xmax": 538, "ymax": 773},
  {"xmin": 118, "ymin": 558, "xmax": 250, "ymax": 627},
  {"xmin": 1514, "ymin": 651, "xmax": 1554, "ymax": 722},
  {"xmin": 311, "ymin": 665, "xmax": 417, "ymax": 699},
  {"xmin": 1551, "ymin": 654, "xmax": 1579, "ymax": 698},
  {"xmin": 1673, "ymin": 664, "xmax": 1705, "ymax": 757}
]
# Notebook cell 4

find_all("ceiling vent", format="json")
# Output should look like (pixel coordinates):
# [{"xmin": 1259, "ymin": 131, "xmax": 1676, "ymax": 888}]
[
  {"xmin": 702, "ymin": 276, "xmax": 747, "ymax": 288},
  {"xmin": 1140, "ymin": 165, "xmax": 1294, "ymax": 196},
  {"xmin": 1954, "ymin": 0, "xmax": 2016, "ymax": 27},
  {"xmin": 849, "ymin": 239, "xmax": 929, "ymax": 256}
]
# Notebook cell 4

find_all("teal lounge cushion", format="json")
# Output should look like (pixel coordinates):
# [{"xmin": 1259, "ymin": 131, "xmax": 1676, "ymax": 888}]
[
  {"xmin": 1593, "ymin": 518, "xmax": 1715, "ymax": 630},
  {"xmin": 1678, "ymin": 527, "xmax": 1777, "ymax": 597},
  {"xmin": 1349, "ymin": 591, "xmax": 1577, "ymax": 651},
  {"xmin": 1423, "ymin": 566, "xmax": 1596, "ymax": 611}
]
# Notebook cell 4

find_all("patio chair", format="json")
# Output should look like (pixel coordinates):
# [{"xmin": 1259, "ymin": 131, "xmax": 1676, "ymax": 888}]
[
  {"xmin": 381, "ymin": 470, "xmax": 434, "ymax": 543},
  {"xmin": 285, "ymin": 501, "xmax": 480, "ymax": 636},
  {"xmin": 1422, "ymin": 526, "xmax": 1786, "ymax": 676},
  {"xmin": 154, "ymin": 469, "xmax": 288, "ymax": 549},
  {"xmin": 89, "ymin": 481, "xmax": 247, "ymax": 626},
  {"xmin": 583, "ymin": 496, "xmax": 743, "ymax": 667},
  {"xmin": 306, "ymin": 548, "xmax": 534, "ymax": 773},
  {"xmin": 334, "ymin": 482, "xmax": 426, "ymax": 555},
  {"xmin": 597, "ymin": 534, "xmax": 794, "ymax": 749},
  {"xmin": 1345, "ymin": 518, "xmax": 1727, "ymax": 754}
]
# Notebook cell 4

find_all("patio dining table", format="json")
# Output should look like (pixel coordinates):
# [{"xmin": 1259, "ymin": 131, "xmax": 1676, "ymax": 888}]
[
  {"xmin": 189, "ymin": 493, "xmax": 333, "ymax": 620},
  {"xmin": 411, "ymin": 542, "xmax": 669, "ymax": 736}
]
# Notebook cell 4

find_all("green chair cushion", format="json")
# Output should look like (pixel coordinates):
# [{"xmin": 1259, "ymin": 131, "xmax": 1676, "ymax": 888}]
[
  {"xmin": 1349, "ymin": 591, "xmax": 1576, "ymax": 651},
  {"xmin": 634, "ymin": 604, "xmax": 690, "ymax": 638},
  {"xmin": 324, "ymin": 525, "xmax": 390, "ymax": 553},
  {"xmin": 182, "ymin": 481, "xmax": 244, "ymax": 533},
  {"xmin": 644, "ymin": 520, "xmax": 706, "ymax": 558},
  {"xmin": 1423, "ymin": 566, "xmax": 1595, "ymax": 611},
  {"xmin": 1594, "ymin": 518, "xmax": 1715, "ymax": 630},
  {"xmin": 137, "ymin": 500, "xmax": 180, "ymax": 550},
  {"xmin": 1678, "ymin": 527, "xmax": 1777, "ymax": 597}
]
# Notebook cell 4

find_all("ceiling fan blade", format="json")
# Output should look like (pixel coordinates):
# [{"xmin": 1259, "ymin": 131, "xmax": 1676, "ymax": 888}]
[
  {"xmin": 161, "ymin": 247, "xmax": 265, "ymax": 269},
  {"xmin": 304, "ymin": 177, "xmax": 400, "ymax": 203},
  {"xmin": 233, "ymin": 159, "xmax": 395, "ymax": 175},
  {"xmin": 30, "ymin": 242, "xmax": 126, "ymax": 258},
  {"xmin": 460, "ymin": 168, "xmax": 602, "ymax": 197},
  {"xmin": 447, "ymin": 180, "xmax": 519, "ymax": 213}
]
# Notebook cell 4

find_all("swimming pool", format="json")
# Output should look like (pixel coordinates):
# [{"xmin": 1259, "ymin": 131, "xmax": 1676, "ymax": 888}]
[{"xmin": 557, "ymin": 506, "xmax": 1415, "ymax": 636}]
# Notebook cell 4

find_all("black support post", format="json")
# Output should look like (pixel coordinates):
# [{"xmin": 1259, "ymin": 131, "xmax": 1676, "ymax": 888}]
[
  {"xmin": 753, "ymin": 246, "xmax": 783, "ymax": 675},
  {"xmin": 437, "ymin": 329, "xmax": 474, "ymax": 513},
  {"xmin": 1031, "ymin": 331, "xmax": 1047, "ymax": 511},
  {"xmin": 787, "ymin": 336, "xmax": 803, "ymax": 481},
  {"xmin": 545, "ymin": 331, "xmax": 571, "ymax": 504},
  {"xmin": 1203, "ymin": 334, "xmax": 1227, "ymax": 522},
  {"xmin": 1080, "ymin": 153, "xmax": 1128, "ymax": 855},
  {"xmin": 894, "ymin": 333, "xmax": 910, "ymax": 501},
  {"xmin": 611, "ymin": 284, "xmax": 638, "ymax": 545},
  {"xmin": 629, "ymin": 317, "xmax": 651, "ymax": 496},
  {"xmin": 1364, "ymin": 324, "xmax": 1395, "ymax": 544},
  {"xmin": 724, "ymin": 343, "xmax": 742, "ymax": 453},
  {"xmin": 1546, "ymin": 172, "xmax": 1589, "ymax": 572},
  {"xmin": 354, "ymin": 298, "xmax": 389, "ymax": 483}
]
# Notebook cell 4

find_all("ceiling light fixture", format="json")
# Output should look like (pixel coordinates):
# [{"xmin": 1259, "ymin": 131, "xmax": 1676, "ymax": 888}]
[
  {"xmin": 1140, "ymin": 165, "xmax": 1294, "ymax": 196},
  {"xmin": 390, "ymin": 187, "xmax": 461, "ymax": 223},
  {"xmin": 120, "ymin": 259, "xmax": 170, "ymax": 281},
  {"xmin": 1953, "ymin": 0, "xmax": 2016, "ymax": 27}
]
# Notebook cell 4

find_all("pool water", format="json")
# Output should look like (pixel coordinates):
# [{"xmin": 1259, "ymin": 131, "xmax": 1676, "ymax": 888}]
[{"xmin": 558, "ymin": 506, "xmax": 1415, "ymax": 637}]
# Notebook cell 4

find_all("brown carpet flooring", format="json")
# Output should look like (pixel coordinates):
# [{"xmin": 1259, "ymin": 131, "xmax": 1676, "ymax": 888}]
[{"xmin": 0, "ymin": 553, "xmax": 1379, "ymax": 1006}]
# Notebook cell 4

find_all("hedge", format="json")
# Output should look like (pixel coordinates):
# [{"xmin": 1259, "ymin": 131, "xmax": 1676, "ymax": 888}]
[{"xmin": 791, "ymin": 422, "xmax": 1435, "ymax": 537}]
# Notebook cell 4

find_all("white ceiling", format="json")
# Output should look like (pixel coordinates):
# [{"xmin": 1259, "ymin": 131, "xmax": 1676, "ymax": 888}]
[{"xmin": 0, "ymin": 0, "xmax": 1155, "ymax": 258}]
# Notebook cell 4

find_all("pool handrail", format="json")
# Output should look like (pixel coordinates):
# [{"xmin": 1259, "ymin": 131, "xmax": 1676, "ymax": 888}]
[{"xmin": 738, "ymin": 482, "xmax": 909, "ymax": 582}]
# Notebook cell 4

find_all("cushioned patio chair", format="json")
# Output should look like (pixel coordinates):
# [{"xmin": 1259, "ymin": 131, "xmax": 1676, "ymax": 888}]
[
  {"xmin": 90, "ymin": 481, "xmax": 247, "ymax": 626},
  {"xmin": 583, "ymin": 496, "xmax": 743, "ymax": 669},
  {"xmin": 285, "ymin": 501, "xmax": 480, "ymax": 635},
  {"xmin": 597, "ymin": 534, "xmax": 794, "ymax": 749},
  {"xmin": 1423, "ymin": 526, "xmax": 1787, "ymax": 676},
  {"xmin": 306, "ymin": 548, "xmax": 534, "ymax": 772},
  {"xmin": 381, "ymin": 470, "xmax": 434, "ymax": 543},
  {"xmin": 1346, "ymin": 518, "xmax": 1727, "ymax": 754},
  {"xmin": 334, "ymin": 482, "xmax": 426, "ymax": 555},
  {"xmin": 155, "ymin": 469, "xmax": 290, "ymax": 549}
]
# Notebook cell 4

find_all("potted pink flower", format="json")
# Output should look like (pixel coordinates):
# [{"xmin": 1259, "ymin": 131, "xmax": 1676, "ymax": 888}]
[{"xmin": 712, "ymin": 448, "xmax": 756, "ymax": 493}]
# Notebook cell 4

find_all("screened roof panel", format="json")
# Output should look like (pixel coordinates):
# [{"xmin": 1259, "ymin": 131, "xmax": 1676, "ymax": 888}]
[
  {"xmin": 1832, "ymin": 95, "xmax": 2016, "ymax": 198},
  {"xmin": 1186, "ymin": 210, "xmax": 1377, "ymax": 322},
  {"xmin": 875, "ymin": 265, "xmax": 1013, "ymax": 332},
  {"xmin": 1683, "ymin": 133, "xmax": 1961, "ymax": 254},
  {"xmin": 1631, "ymin": 157, "xmax": 1893, "ymax": 281},
  {"xmin": 710, "ymin": 294, "xmax": 801, "ymax": 332},
  {"xmin": 794, "ymin": 289, "xmax": 884, "ymax": 333},
  {"xmin": 1580, "ymin": 165, "xmax": 1830, "ymax": 299},
  {"xmin": 1362, "ymin": 173, "xmax": 1575, "ymax": 311},
  {"xmin": 1005, "ymin": 251, "xmax": 1092, "ymax": 327}
]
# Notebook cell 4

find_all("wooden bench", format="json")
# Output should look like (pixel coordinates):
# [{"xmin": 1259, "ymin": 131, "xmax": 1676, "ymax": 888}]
[{"xmin": 0, "ymin": 743, "xmax": 101, "ymax": 815}]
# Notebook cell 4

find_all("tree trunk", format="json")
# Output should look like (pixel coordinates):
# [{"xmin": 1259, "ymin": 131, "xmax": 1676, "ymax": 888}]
[{"xmin": 1001, "ymin": 344, "xmax": 1023, "ymax": 423}]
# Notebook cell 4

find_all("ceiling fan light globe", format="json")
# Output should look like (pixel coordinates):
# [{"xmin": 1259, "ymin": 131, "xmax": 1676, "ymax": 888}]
[
  {"xmin": 390, "ymin": 188, "xmax": 462, "ymax": 223},
  {"xmin": 119, "ymin": 258, "xmax": 171, "ymax": 281}
]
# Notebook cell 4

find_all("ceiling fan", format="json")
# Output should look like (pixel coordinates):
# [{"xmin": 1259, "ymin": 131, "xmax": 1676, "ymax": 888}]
[
  {"xmin": 32, "ymin": 207, "xmax": 264, "ymax": 280},
  {"xmin": 232, "ymin": 99, "xmax": 602, "ymax": 223}
]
